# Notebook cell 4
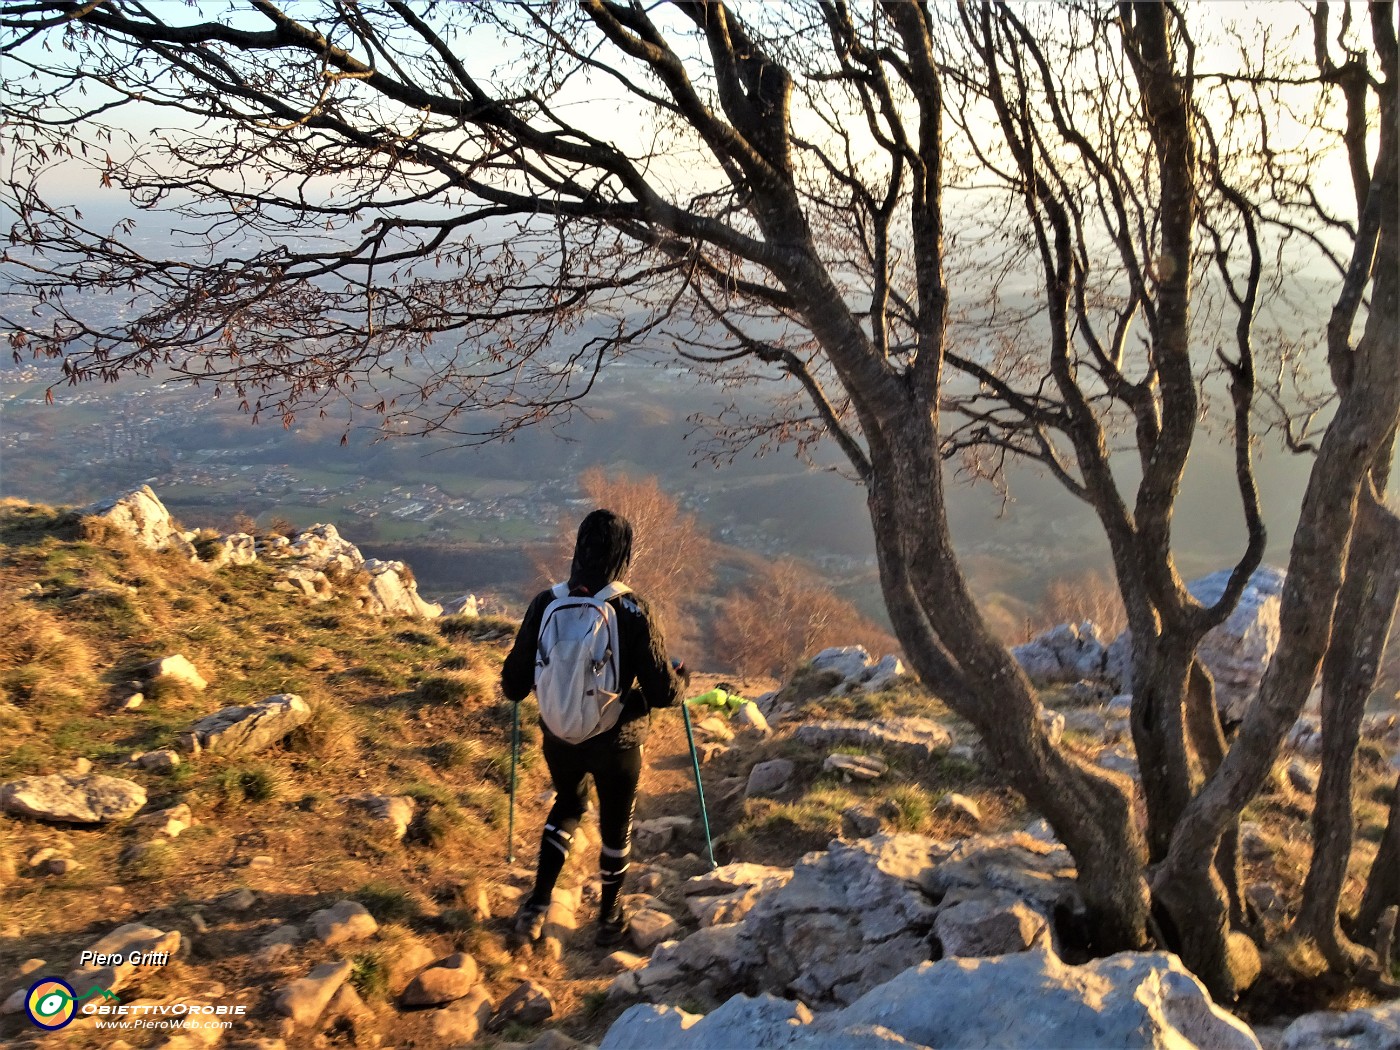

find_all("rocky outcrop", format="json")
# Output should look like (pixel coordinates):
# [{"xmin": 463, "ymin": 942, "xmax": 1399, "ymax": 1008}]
[
  {"xmin": 0, "ymin": 773, "xmax": 147, "ymax": 824},
  {"xmin": 683, "ymin": 864, "xmax": 794, "ymax": 928},
  {"xmin": 1108, "ymin": 567, "xmax": 1285, "ymax": 722},
  {"xmin": 793, "ymin": 718, "xmax": 953, "ymax": 764},
  {"xmin": 601, "ymin": 951, "xmax": 1261, "ymax": 1050},
  {"xmin": 82, "ymin": 486, "xmax": 189, "ymax": 554},
  {"xmin": 1012, "ymin": 622, "xmax": 1109, "ymax": 685},
  {"xmin": 181, "ymin": 694, "xmax": 310, "ymax": 755},
  {"xmin": 807, "ymin": 647, "xmax": 910, "ymax": 694},
  {"xmin": 362, "ymin": 559, "xmax": 442, "ymax": 618},
  {"xmin": 1278, "ymin": 999, "xmax": 1400, "ymax": 1050}
]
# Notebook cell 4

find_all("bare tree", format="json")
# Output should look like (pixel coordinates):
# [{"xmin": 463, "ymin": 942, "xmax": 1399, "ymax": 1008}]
[{"xmin": 2, "ymin": 0, "xmax": 1395, "ymax": 992}]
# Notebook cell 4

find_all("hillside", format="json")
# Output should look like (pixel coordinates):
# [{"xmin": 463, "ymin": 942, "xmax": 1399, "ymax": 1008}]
[{"xmin": 1, "ymin": 490, "xmax": 1397, "ymax": 1050}]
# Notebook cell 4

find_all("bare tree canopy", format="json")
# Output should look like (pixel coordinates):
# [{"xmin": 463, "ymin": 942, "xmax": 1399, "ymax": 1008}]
[{"xmin": 4, "ymin": 0, "xmax": 1398, "ymax": 999}]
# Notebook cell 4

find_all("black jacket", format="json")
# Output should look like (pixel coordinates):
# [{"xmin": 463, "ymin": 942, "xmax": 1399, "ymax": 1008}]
[{"xmin": 501, "ymin": 587, "xmax": 684, "ymax": 749}]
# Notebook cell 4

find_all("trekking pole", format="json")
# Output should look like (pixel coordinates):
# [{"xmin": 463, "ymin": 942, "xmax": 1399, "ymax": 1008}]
[
  {"xmin": 507, "ymin": 700, "xmax": 520, "ymax": 865},
  {"xmin": 681, "ymin": 699, "xmax": 718, "ymax": 870}
]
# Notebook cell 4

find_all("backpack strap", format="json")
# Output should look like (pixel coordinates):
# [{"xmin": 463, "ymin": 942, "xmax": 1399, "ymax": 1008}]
[
  {"xmin": 595, "ymin": 582, "xmax": 632, "ymax": 602},
  {"xmin": 550, "ymin": 582, "xmax": 569, "ymax": 599}
]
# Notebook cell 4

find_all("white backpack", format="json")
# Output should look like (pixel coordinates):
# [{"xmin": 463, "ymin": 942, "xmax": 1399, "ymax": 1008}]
[{"xmin": 534, "ymin": 581, "xmax": 632, "ymax": 744}]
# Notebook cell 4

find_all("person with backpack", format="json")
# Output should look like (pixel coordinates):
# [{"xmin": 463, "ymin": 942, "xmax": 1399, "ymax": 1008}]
[{"xmin": 500, "ymin": 508, "xmax": 689, "ymax": 947}]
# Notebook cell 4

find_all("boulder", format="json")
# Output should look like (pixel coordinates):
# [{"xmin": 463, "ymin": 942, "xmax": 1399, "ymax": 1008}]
[
  {"xmin": 1278, "ymin": 998, "xmax": 1400, "ymax": 1049},
  {"xmin": 1109, "ymin": 567, "xmax": 1286, "ymax": 723},
  {"xmin": 67, "ymin": 923, "xmax": 182, "ymax": 997},
  {"xmin": 400, "ymin": 952, "xmax": 478, "ymax": 1007},
  {"xmin": 362, "ymin": 560, "xmax": 442, "ymax": 619},
  {"xmin": 932, "ymin": 891, "xmax": 1051, "ymax": 958},
  {"xmin": 274, "ymin": 961, "xmax": 353, "ymax": 1027},
  {"xmin": 1288, "ymin": 716, "xmax": 1323, "ymax": 757},
  {"xmin": 309, "ymin": 900, "xmax": 378, "ymax": 946},
  {"xmin": 491, "ymin": 979, "xmax": 555, "ymax": 1029},
  {"xmin": 1012, "ymin": 622, "xmax": 1109, "ymax": 685},
  {"xmin": 823, "ymin": 753, "xmax": 888, "ymax": 781},
  {"xmin": 629, "ymin": 909, "xmax": 680, "ymax": 951},
  {"xmin": 809, "ymin": 646, "xmax": 873, "ymax": 681},
  {"xmin": 1, "ymin": 774, "xmax": 147, "ymax": 824},
  {"xmin": 634, "ymin": 816, "xmax": 694, "ymax": 857},
  {"xmin": 732, "ymin": 703, "xmax": 771, "ymax": 735},
  {"xmin": 601, "ymin": 951, "xmax": 1260, "ymax": 1050},
  {"xmin": 1286, "ymin": 759, "xmax": 1318, "ymax": 795},
  {"xmin": 431, "ymin": 988, "xmax": 493, "ymax": 1042},
  {"xmin": 1039, "ymin": 707, "xmax": 1066, "ymax": 747},
  {"xmin": 283, "ymin": 523, "xmax": 363, "ymax": 573},
  {"xmin": 745, "ymin": 759, "xmax": 795, "ymax": 799},
  {"xmin": 794, "ymin": 718, "xmax": 954, "ymax": 764},
  {"xmin": 82, "ymin": 486, "xmax": 182, "ymax": 551},
  {"xmin": 137, "ymin": 749, "xmax": 181, "ymax": 773},
  {"xmin": 861, "ymin": 654, "xmax": 907, "ymax": 693},
  {"xmin": 183, "ymin": 694, "xmax": 310, "ymax": 755},
  {"xmin": 143, "ymin": 654, "xmax": 209, "ymax": 691},
  {"xmin": 203, "ymin": 533, "xmax": 258, "ymax": 569},
  {"xmin": 441, "ymin": 594, "xmax": 480, "ymax": 618},
  {"xmin": 683, "ymin": 863, "xmax": 794, "ymax": 927},
  {"xmin": 338, "ymin": 794, "xmax": 415, "ymax": 840}
]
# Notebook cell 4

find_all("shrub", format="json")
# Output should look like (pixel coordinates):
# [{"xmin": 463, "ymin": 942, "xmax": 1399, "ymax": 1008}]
[
  {"xmin": 216, "ymin": 763, "xmax": 288, "ymax": 805},
  {"xmin": 355, "ymin": 881, "xmax": 421, "ymax": 923},
  {"xmin": 349, "ymin": 950, "xmax": 390, "ymax": 1001},
  {"xmin": 885, "ymin": 785, "xmax": 931, "ymax": 832}
]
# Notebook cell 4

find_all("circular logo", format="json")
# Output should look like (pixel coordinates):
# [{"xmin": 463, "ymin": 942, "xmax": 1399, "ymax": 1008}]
[{"xmin": 25, "ymin": 978, "xmax": 77, "ymax": 1030}]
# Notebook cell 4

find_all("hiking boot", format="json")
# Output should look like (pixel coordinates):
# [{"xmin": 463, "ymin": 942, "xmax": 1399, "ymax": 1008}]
[
  {"xmin": 595, "ymin": 904, "xmax": 629, "ymax": 947},
  {"xmin": 513, "ymin": 901, "xmax": 548, "ymax": 945}
]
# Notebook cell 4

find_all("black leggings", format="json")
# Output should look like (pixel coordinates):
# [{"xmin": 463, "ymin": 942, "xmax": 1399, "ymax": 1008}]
[{"xmin": 528, "ymin": 733, "xmax": 643, "ymax": 912}]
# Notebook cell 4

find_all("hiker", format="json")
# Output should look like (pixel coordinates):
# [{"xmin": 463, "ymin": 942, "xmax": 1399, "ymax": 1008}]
[{"xmin": 500, "ymin": 508, "xmax": 689, "ymax": 946}]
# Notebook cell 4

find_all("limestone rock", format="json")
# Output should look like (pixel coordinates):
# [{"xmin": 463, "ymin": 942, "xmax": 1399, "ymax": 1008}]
[
  {"xmin": 67, "ymin": 923, "xmax": 181, "ymax": 997},
  {"xmin": 824, "ymin": 753, "xmax": 888, "ymax": 781},
  {"xmin": 628, "ymin": 908, "xmax": 680, "ymax": 951},
  {"xmin": 809, "ymin": 646, "xmax": 873, "ymax": 681},
  {"xmin": 275, "ymin": 960, "xmax": 353, "ymax": 1027},
  {"xmin": 932, "ymin": 891, "xmax": 1050, "ymax": 958},
  {"xmin": 684, "ymin": 863, "xmax": 794, "ymax": 927},
  {"xmin": 634, "ymin": 816, "xmax": 694, "ymax": 856},
  {"xmin": 1039, "ymin": 707, "xmax": 1066, "ymax": 747},
  {"xmin": 607, "ymin": 951, "xmax": 649, "ymax": 973},
  {"xmin": 362, "ymin": 559, "xmax": 442, "ymax": 619},
  {"xmin": 401, "ymin": 952, "xmax": 478, "ymax": 1007},
  {"xmin": 131, "ymin": 804, "xmax": 192, "ymax": 839},
  {"xmin": 321, "ymin": 983, "xmax": 374, "ymax": 1031},
  {"xmin": 142, "ymin": 654, "xmax": 209, "ymax": 691},
  {"xmin": 1109, "ymin": 567, "xmax": 1286, "ymax": 723},
  {"xmin": 794, "ymin": 718, "xmax": 953, "ymax": 764},
  {"xmin": 842, "ymin": 805, "xmax": 882, "ymax": 838},
  {"xmin": 1288, "ymin": 716, "xmax": 1323, "ymax": 757},
  {"xmin": 309, "ymin": 900, "xmax": 378, "ymax": 946},
  {"xmin": 204, "ymin": 533, "xmax": 258, "ymax": 569},
  {"xmin": 441, "ymin": 594, "xmax": 480, "ymax": 618},
  {"xmin": 1, "ymin": 774, "xmax": 147, "ymax": 824},
  {"xmin": 491, "ymin": 979, "xmax": 555, "ymax": 1030},
  {"xmin": 284, "ymin": 524, "xmax": 363, "ymax": 573},
  {"xmin": 1012, "ymin": 622, "xmax": 1109, "ymax": 685},
  {"xmin": 745, "ymin": 759, "xmax": 794, "ymax": 799},
  {"xmin": 1278, "ymin": 999, "xmax": 1400, "ymax": 1049},
  {"xmin": 338, "ymin": 794, "xmax": 415, "ymax": 840},
  {"xmin": 1096, "ymin": 746, "xmax": 1140, "ymax": 780},
  {"xmin": 137, "ymin": 749, "xmax": 181, "ymax": 773},
  {"xmin": 430, "ymin": 988, "xmax": 492, "ymax": 1042},
  {"xmin": 861, "ymin": 654, "xmax": 907, "ymax": 693},
  {"xmin": 1287, "ymin": 759, "xmax": 1319, "ymax": 795},
  {"xmin": 184, "ymin": 694, "xmax": 310, "ymax": 755},
  {"xmin": 82, "ymin": 486, "xmax": 182, "ymax": 551},
  {"xmin": 602, "ymin": 951, "xmax": 1260, "ymax": 1050}
]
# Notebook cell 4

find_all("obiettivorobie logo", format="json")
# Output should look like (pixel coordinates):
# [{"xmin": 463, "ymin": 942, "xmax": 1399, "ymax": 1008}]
[{"xmin": 24, "ymin": 978, "xmax": 119, "ymax": 1030}]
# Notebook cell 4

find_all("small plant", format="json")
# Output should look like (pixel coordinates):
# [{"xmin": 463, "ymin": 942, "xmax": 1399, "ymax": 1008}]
[
  {"xmin": 122, "ymin": 840, "xmax": 176, "ymax": 879},
  {"xmin": 396, "ymin": 629, "xmax": 437, "ymax": 647},
  {"xmin": 349, "ymin": 950, "xmax": 390, "ymax": 1001},
  {"xmin": 885, "ymin": 784, "xmax": 931, "ymax": 832},
  {"xmin": 581, "ymin": 989, "xmax": 610, "ymax": 1017},
  {"xmin": 216, "ymin": 763, "xmax": 288, "ymax": 805},
  {"xmin": 355, "ymin": 881, "xmax": 421, "ymax": 923},
  {"xmin": 289, "ymin": 701, "xmax": 355, "ymax": 760},
  {"xmin": 440, "ymin": 654, "xmax": 472, "ymax": 671}
]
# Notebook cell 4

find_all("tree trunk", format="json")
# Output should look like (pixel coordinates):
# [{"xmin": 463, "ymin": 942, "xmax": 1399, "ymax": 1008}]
[
  {"xmin": 866, "ymin": 416, "xmax": 1151, "ymax": 955},
  {"xmin": 1356, "ymin": 774, "xmax": 1400, "ymax": 947},
  {"xmin": 1131, "ymin": 638, "xmax": 1198, "ymax": 862},
  {"xmin": 1297, "ymin": 494, "xmax": 1400, "ymax": 970},
  {"xmin": 1185, "ymin": 660, "xmax": 1246, "ymax": 926}
]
